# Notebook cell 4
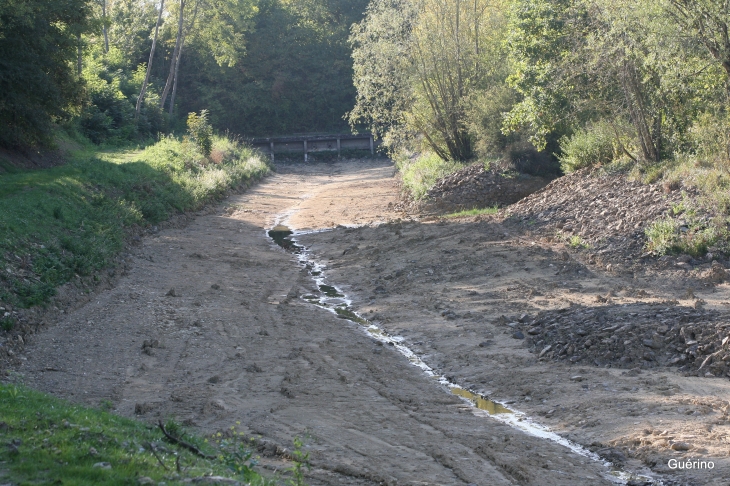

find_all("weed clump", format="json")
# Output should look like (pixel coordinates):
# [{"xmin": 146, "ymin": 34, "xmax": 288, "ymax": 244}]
[{"xmin": 397, "ymin": 152, "xmax": 464, "ymax": 200}]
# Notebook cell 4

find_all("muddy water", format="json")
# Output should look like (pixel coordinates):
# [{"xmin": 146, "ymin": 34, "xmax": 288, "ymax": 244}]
[{"xmin": 267, "ymin": 224, "xmax": 659, "ymax": 485}]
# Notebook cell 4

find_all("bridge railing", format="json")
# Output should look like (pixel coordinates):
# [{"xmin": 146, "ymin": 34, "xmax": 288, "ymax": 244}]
[{"xmin": 249, "ymin": 133, "xmax": 375, "ymax": 161}]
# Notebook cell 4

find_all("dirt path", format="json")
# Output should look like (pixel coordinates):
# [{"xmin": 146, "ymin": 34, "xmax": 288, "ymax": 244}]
[{"xmin": 15, "ymin": 158, "xmax": 728, "ymax": 485}]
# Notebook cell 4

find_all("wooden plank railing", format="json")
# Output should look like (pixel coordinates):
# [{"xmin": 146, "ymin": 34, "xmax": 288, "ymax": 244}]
[{"xmin": 249, "ymin": 133, "xmax": 375, "ymax": 161}]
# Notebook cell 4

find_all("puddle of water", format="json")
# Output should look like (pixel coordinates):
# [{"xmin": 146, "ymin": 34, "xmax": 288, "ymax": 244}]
[
  {"xmin": 268, "ymin": 225, "xmax": 303, "ymax": 253},
  {"xmin": 451, "ymin": 387, "xmax": 512, "ymax": 415},
  {"xmin": 319, "ymin": 284, "xmax": 344, "ymax": 298},
  {"xmin": 266, "ymin": 222, "xmax": 661, "ymax": 486}
]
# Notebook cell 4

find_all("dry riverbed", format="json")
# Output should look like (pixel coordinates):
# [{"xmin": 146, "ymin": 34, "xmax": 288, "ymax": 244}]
[{"xmin": 10, "ymin": 158, "xmax": 730, "ymax": 485}]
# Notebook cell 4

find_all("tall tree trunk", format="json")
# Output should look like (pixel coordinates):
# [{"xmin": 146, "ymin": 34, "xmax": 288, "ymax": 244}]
[
  {"xmin": 169, "ymin": 38, "xmax": 185, "ymax": 116},
  {"xmin": 102, "ymin": 0, "xmax": 109, "ymax": 53},
  {"xmin": 621, "ymin": 61, "xmax": 658, "ymax": 163},
  {"xmin": 160, "ymin": 0, "xmax": 186, "ymax": 111},
  {"xmin": 136, "ymin": 0, "xmax": 165, "ymax": 120},
  {"xmin": 77, "ymin": 33, "xmax": 83, "ymax": 75},
  {"xmin": 164, "ymin": 0, "xmax": 199, "ymax": 117}
]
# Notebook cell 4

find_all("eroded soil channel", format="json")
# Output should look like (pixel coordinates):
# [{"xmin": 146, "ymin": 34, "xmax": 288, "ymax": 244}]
[
  {"xmin": 14, "ymin": 158, "xmax": 730, "ymax": 485},
  {"xmin": 268, "ymin": 221, "xmax": 651, "ymax": 485}
]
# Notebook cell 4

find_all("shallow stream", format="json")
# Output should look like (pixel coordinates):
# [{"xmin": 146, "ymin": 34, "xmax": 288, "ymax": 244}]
[{"xmin": 267, "ymin": 222, "xmax": 660, "ymax": 485}]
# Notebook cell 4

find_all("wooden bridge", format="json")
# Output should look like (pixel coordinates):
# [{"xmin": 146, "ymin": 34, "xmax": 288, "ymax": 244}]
[{"xmin": 250, "ymin": 133, "xmax": 375, "ymax": 161}]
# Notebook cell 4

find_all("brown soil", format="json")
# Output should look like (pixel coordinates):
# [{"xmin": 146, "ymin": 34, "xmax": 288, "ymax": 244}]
[{"xmin": 7, "ymin": 158, "xmax": 730, "ymax": 485}]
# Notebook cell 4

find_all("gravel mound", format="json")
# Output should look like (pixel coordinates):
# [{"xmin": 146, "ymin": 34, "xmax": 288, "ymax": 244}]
[
  {"xmin": 422, "ymin": 164, "xmax": 549, "ymax": 212},
  {"xmin": 502, "ymin": 301, "xmax": 730, "ymax": 378},
  {"xmin": 502, "ymin": 168, "xmax": 684, "ymax": 258}
]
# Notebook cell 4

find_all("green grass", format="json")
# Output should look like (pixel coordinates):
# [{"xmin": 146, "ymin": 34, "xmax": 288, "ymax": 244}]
[
  {"xmin": 444, "ymin": 206, "xmax": 499, "ymax": 218},
  {"xmin": 0, "ymin": 384, "xmax": 274, "ymax": 485},
  {"xmin": 396, "ymin": 152, "xmax": 464, "ymax": 200},
  {"xmin": 0, "ymin": 135, "xmax": 270, "ymax": 308},
  {"xmin": 567, "ymin": 235, "xmax": 591, "ymax": 249}
]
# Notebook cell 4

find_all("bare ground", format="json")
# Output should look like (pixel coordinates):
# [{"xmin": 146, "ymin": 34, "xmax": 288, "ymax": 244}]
[{"xmin": 10, "ymin": 158, "xmax": 730, "ymax": 485}]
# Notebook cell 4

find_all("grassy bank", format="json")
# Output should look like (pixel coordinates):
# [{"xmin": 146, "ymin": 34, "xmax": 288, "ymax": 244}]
[
  {"xmin": 0, "ymin": 135, "xmax": 269, "ymax": 309},
  {"xmin": 396, "ymin": 152, "xmax": 465, "ymax": 200},
  {"xmin": 0, "ymin": 384, "xmax": 273, "ymax": 485}
]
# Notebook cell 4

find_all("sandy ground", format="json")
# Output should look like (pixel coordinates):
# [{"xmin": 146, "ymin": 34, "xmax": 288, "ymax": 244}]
[{"xmin": 13, "ymin": 158, "xmax": 730, "ymax": 485}]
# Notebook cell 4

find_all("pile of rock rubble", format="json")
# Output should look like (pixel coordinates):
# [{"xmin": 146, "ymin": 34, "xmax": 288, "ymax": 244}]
[{"xmin": 501, "ymin": 303, "xmax": 730, "ymax": 378}]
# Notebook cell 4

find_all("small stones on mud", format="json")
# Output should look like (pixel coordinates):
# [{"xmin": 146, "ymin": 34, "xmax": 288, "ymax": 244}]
[
  {"xmin": 670, "ymin": 441, "xmax": 691, "ymax": 451},
  {"xmin": 208, "ymin": 375, "xmax": 221, "ymax": 384},
  {"xmin": 165, "ymin": 288, "xmax": 177, "ymax": 297},
  {"xmin": 570, "ymin": 376, "xmax": 584, "ymax": 382},
  {"xmin": 134, "ymin": 402, "xmax": 155, "ymax": 415},
  {"xmin": 211, "ymin": 283, "xmax": 220, "ymax": 290},
  {"xmin": 141, "ymin": 339, "xmax": 160, "ymax": 355},
  {"xmin": 245, "ymin": 363, "xmax": 262, "ymax": 372},
  {"xmin": 509, "ymin": 303, "xmax": 730, "ymax": 377}
]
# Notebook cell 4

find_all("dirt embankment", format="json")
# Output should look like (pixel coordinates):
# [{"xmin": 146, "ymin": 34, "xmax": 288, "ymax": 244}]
[
  {"xmin": 7, "ymin": 159, "xmax": 624, "ymax": 486},
  {"xmin": 418, "ymin": 163, "xmax": 550, "ymax": 214}
]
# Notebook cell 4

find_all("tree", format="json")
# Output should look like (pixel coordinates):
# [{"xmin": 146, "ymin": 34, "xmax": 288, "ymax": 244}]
[
  {"xmin": 349, "ymin": 0, "xmax": 418, "ymax": 146},
  {"xmin": 0, "ymin": 0, "xmax": 90, "ymax": 147},
  {"xmin": 350, "ymin": 0, "xmax": 506, "ymax": 160},
  {"xmin": 666, "ymin": 0, "xmax": 730, "ymax": 93},
  {"xmin": 135, "ymin": 0, "xmax": 164, "ymax": 119}
]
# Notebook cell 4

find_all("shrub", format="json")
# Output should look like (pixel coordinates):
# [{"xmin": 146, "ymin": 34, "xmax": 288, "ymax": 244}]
[
  {"xmin": 398, "ymin": 152, "xmax": 464, "ymax": 199},
  {"xmin": 187, "ymin": 110, "xmax": 214, "ymax": 157},
  {"xmin": 559, "ymin": 120, "xmax": 631, "ymax": 173},
  {"xmin": 644, "ymin": 215, "xmax": 722, "ymax": 257},
  {"xmin": 497, "ymin": 140, "xmax": 561, "ymax": 177}
]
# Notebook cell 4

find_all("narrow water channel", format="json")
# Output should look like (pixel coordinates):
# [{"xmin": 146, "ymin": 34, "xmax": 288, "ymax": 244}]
[{"xmin": 267, "ymin": 223, "xmax": 660, "ymax": 486}]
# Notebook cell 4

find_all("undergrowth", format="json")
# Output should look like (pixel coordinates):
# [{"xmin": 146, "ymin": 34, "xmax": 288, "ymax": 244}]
[
  {"xmin": 0, "ymin": 135, "xmax": 269, "ymax": 308},
  {"xmin": 396, "ymin": 152, "xmax": 464, "ymax": 200},
  {"xmin": 644, "ymin": 200, "xmax": 726, "ymax": 257},
  {"xmin": 444, "ymin": 206, "xmax": 499, "ymax": 218},
  {"xmin": 0, "ymin": 384, "xmax": 274, "ymax": 485}
]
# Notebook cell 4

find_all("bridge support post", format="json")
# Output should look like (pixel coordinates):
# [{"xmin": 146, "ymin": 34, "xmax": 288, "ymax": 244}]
[
  {"xmin": 337, "ymin": 138, "xmax": 341, "ymax": 158},
  {"xmin": 304, "ymin": 140, "xmax": 308, "ymax": 162},
  {"xmin": 270, "ymin": 142, "xmax": 274, "ymax": 162},
  {"xmin": 369, "ymin": 135, "xmax": 374, "ymax": 155}
]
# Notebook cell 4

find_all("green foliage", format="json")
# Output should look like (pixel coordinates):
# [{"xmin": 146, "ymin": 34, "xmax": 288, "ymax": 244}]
[
  {"xmin": 445, "ymin": 206, "xmax": 499, "ymax": 218},
  {"xmin": 397, "ymin": 152, "xmax": 464, "ymax": 200},
  {"xmin": 348, "ymin": 0, "xmax": 417, "ymax": 146},
  {"xmin": 0, "ymin": 316, "xmax": 14, "ymax": 331},
  {"xmin": 0, "ymin": 384, "xmax": 273, "ymax": 485},
  {"xmin": 287, "ymin": 437, "xmax": 310, "ymax": 486},
  {"xmin": 0, "ymin": 136, "xmax": 268, "ymax": 308},
  {"xmin": 0, "ymin": 0, "xmax": 89, "ymax": 147},
  {"xmin": 559, "ymin": 120, "xmax": 632, "ymax": 172},
  {"xmin": 187, "ymin": 110, "xmax": 214, "ymax": 156},
  {"xmin": 503, "ymin": 0, "xmax": 576, "ymax": 151},
  {"xmin": 568, "ymin": 235, "xmax": 591, "ymax": 249},
  {"xmin": 350, "ymin": 0, "xmax": 509, "ymax": 161},
  {"xmin": 644, "ymin": 214, "xmax": 723, "ymax": 257},
  {"xmin": 175, "ymin": 0, "xmax": 368, "ymax": 136}
]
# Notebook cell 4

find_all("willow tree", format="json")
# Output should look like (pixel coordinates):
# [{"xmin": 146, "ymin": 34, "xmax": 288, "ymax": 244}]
[{"xmin": 350, "ymin": 0, "xmax": 505, "ymax": 160}]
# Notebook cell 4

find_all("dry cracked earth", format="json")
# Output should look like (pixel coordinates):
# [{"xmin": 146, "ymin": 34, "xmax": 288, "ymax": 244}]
[{"xmin": 8, "ymin": 158, "xmax": 730, "ymax": 485}]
